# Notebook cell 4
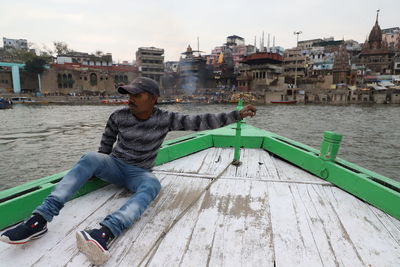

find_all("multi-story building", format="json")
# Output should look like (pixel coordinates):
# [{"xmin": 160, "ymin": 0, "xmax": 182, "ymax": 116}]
[
  {"xmin": 237, "ymin": 52, "xmax": 283, "ymax": 91},
  {"xmin": 39, "ymin": 62, "xmax": 139, "ymax": 95},
  {"xmin": 382, "ymin": 27, "xmax": 400, "ymax": 49},
  {"xmin": 308, "ymin": 46, "xmax": 334, "ymax": 78},
  {"xmin": 2, "ymin": 37, "xmax": 28, "ymax": 50},
  {"xmin": 135, "ymin": 47, "xmax": 164, "ymax": 84},
  {"xmin": 297, "ymin": 38, "xmax": 323, "ymax": 50},
  {"xmin": 226, "ymin": 35, "xmax": 245, "ymax": 46},
  {"xmin": 56, "ymin": 52, "xmax": 113, "ymax": 66},
  {"xmin": 283, "ymin": 48, "xmax": 307, "ymax": 85}
]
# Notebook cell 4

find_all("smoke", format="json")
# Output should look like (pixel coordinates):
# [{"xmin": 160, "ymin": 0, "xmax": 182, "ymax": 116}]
[{"xmin": 182, "ymin": 70, "xmax": 198, "ymax": 95}]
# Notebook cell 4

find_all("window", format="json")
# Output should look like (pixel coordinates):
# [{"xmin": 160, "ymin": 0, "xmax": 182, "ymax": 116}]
[
  {"xmin": 57, "ymin": 73, "xmax": 74, "ymax": 89},
  {"xmin": 90, "ymin": 73, "xmax": 98, "ymax": 86}
]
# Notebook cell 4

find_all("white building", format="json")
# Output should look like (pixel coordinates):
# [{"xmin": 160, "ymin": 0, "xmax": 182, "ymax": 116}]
[{"xmin": 3, "ymin": 37, "xmax": 28, "ymax": 50}]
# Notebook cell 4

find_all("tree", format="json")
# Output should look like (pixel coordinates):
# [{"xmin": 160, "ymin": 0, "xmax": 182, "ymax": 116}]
[
  {"xmin": 3, "ymin": 48, "xmax": 36, "ymax": 63},
  {"xmin": 24, "ymin": 56, "xmax": 48, "ymax": 93},
  {"xmin": 53, "ymin": 41, "xmax": 72, "ymax": 56},
  {"xmin": 94, "ymin": 50, "xmax": 104, "ymax": 57}
]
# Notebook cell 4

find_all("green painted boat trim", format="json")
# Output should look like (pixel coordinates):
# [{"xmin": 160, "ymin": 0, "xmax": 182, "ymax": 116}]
[{"xmin": 1, "ymin": 123, "xmax": 399, "ymax": 230}]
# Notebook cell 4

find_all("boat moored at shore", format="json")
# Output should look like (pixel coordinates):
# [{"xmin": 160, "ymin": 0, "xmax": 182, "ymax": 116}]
[{"xmin": 0, "ymin": 98, "xmax": 12, "ymax": 109}]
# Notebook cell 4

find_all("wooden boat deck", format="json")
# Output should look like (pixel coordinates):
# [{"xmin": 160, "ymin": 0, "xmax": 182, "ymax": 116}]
[{"xmin": 1, "ymin": 148, "xmax": 399, "ymax": 266}]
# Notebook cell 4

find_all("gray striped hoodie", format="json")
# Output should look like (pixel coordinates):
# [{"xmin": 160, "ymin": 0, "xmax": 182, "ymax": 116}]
[{"xmin": 98, "ymin": 107, "xmax": 241, "ymax": 170}]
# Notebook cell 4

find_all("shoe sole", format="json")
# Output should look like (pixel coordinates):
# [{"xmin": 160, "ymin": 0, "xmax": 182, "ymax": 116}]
[
  {"xmin": 0, "ymin": 227, "xmax": 48, "ymax": 245},
  {"xmin": 76, "ymin": 231, "xmax": 110, "ymax": 265}
]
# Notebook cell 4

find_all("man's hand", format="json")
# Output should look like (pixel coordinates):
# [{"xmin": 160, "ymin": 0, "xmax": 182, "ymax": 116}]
[{"xmin": 239, "ymin": 104, "xmax": 257, "ymax": 119}]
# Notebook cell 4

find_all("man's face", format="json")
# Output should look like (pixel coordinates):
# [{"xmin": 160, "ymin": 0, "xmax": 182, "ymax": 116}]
[{"xmin": 128, "ymin": 92, "xmax": 157, "ymax": 117}]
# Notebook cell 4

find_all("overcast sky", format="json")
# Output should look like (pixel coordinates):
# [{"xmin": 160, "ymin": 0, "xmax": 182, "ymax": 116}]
[{"xmin": 1, "ymin": 0, "xmax": 399, "ymax": 62}]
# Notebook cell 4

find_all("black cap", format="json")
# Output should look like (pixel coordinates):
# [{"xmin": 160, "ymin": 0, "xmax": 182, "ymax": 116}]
[{"xmin": 118, "ymin": 77, "xmax": 160, "ymax": 96}]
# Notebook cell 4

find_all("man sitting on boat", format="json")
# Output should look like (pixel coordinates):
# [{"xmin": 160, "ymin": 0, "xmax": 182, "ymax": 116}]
[{"xmin": 0, "ymin": 77, "xmax": 257, "ymax": 265}]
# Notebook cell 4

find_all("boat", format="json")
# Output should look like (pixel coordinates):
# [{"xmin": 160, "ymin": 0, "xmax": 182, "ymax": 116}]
[
  {"xmin": 0, "ymin": 98, "xmax": 12, "ymax": 109},
  {"xmin": 101, "ymin": 99, "xmax": 129, "ymax": 105},
  {"xmin": 10, "ymin": 97, "xmax": 36, "ymax": 104},
  {"xmin": 157, "ymin": 99, "xmax": 176, "ymax": 105},
  {"xmin": 0, "ymin": 102, "xmax": 399, "ymax": 266},
  {"xmin": 271, "ymin": 100, "xmax": 297, "ymax": 104}
]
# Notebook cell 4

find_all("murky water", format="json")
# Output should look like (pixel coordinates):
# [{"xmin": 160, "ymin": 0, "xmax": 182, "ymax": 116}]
[{"xmin": 0, "ymin": 103, "xmax": 399, "ymax": 190}]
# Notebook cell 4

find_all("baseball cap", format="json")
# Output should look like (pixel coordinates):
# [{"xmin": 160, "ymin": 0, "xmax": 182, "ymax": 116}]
[{"xmin": 118, "ymin": 77, "xmax": 160, "ymax": 96}]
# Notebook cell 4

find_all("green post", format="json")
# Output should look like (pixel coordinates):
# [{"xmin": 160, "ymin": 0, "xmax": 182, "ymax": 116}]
[
  {"xmin": 319, "ymin": 131, "xmax": 343, "ymax": 161},
  {"xmin": 233, "ymin": 99, "xmax": 244, "ymax": 165}
]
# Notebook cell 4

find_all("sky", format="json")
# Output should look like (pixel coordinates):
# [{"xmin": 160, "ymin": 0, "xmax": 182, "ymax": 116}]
[{"xmin": 1, "ymin": 0, "xmax": 399, "ymax": 62}]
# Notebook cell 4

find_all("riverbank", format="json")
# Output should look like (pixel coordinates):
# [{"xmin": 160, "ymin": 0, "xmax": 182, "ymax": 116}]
[{"xmin": 1, "ymin": 93, "xmax": 400, "ymax": 106}]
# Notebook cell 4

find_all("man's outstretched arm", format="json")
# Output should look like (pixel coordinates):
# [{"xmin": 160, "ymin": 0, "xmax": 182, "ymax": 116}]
[{"xmin": 168, "ymin": 104, "xmax": 257, "ymax": 131}]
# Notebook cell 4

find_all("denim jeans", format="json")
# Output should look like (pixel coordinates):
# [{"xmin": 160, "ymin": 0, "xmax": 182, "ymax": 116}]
[{"xmin": 35, "ymin": 152, "xmax": 161, "ymax": 237}]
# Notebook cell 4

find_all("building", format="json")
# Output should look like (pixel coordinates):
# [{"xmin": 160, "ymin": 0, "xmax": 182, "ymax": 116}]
[
  {"xmin": 308, "ymin": 46, "xmax": 334, "ymax": 78},
  {"xmin": 56, "ymin": 52, "xmax": 113, "ymax": 66},
  {"xmin": 135, "ymin": 47, "xmax": 164, "ymax": 84},
  {"xmin": 238, "ymin": 52, "xmax": 283, "ymax": 91},
  {"xmin": 3, "ymin": 37, "xmax": 28, "ymax": 50},
  {"xmin": 206, "ymin": 35, "xmax": 251, "ymax": 71},
  {"xmin": 358, "ymin": 12, "xmax": 395, "ymax": 75},
  {"xmin": 382, "ymin": 27, "xmax": 400, "ymax": 49},
  {"xmin": 297, "ymin": 38, "xmax": 323, "ymax": 50},
  {"xmin": 283, "ymin": 48, "xmax": 307, "ymax": 85},
  {"xmin": 332, "ymin": 45, "xmax": 351, "ymax": 84},
  {"xmin": 39, "ymin": 63, "xmax": 139, "ymax": 95},
  {"xmin": 226, "ymin": 35, "xmax": 245, "ymax": 46}
]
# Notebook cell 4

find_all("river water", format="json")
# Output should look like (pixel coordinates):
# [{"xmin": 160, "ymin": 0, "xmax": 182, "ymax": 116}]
[{"xmin": 0, "ymin": 103, "xmax": 399, "ymax": 191}]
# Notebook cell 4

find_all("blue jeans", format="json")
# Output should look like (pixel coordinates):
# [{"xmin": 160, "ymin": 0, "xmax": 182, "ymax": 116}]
[{"xmin": 35, "ymin": 152, "xmax": 161, "ymax": 237}]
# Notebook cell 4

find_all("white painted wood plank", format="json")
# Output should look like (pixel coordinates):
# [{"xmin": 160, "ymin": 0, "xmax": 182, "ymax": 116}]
[
  {"xmin": 176, "ymin": 179, "xmax": 275, "ymax": 267},
  {"xmin": 31, "ymin": 173, "xmax": 171, "ymax": 267},
  {"xmin": 197, "ymin": 148, "xmax": 235, "ymax": 175},
  {"xmin": 322, "ymin": 186, "xmax": 400, "ymax": 267},
  {"xmin": 105, "ymin": 175, "xmax": 211, "ymax": 267},
  {"xmin": 0, "ymin": 185, "xmax": 121, "ymax": 267},
  {"xmin": 368, "ymin": 205, "xmax": 400, "ymax": 246},
  {"xmin": 258, "ymin": 150, "xmax": 282, "ymax": 180},
  {"xmin": 293, "ymin": 184, "xmax": 366, "ymax": 267},
  {"xmin": 139, "ymin": 190, "xmax": 206, "ymax": 267},
  {"xmin": 272, "ymin": 156, "xmax": 323, "ymax": 182},
  {"xmin": 153, "ymin": 170, "xmax": 333, "ymax": 186},
  {"xmin": 268, "ymin": 182, "xmax": 327, "ymax": 267},
  {"xmin": 152, "ymin": 148, "xmax": 227, "ymax": 174},
  {"xmin": 34, "ymin": 187, "xmax": 137, "ymax": 266},
  {"xmin": 153, "ymin": 148, "xmax": 211, "ymax": 173},
  {"xmin": 224, "ymin": 148, "xmax": 259, "ymax": 178},
  {"xmin": 207, "ymin": 180, "xmax": 275, "ymax": 267}
]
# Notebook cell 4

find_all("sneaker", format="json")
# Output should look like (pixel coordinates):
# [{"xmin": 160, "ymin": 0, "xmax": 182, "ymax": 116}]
[
  {"xmin": 0, "ymin": 213, "xmax": 48, "ymax": 244},
  {"xmin": 76, "ymin": 227, "xmax": 114, "ymax": 265}
]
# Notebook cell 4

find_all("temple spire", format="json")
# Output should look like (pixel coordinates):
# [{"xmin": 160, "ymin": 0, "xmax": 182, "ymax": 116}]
[{"xmin": 376, "ymin": 9, "xmax": 380, "ymax": 24}]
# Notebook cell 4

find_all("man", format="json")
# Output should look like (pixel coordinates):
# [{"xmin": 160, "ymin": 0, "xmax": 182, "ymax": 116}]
[{"xmin": 0, "ymin": 77, "xmax": 256, "ymax": 264}]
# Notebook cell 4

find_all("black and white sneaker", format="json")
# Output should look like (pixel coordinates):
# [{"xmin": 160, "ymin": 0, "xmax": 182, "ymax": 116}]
[
  {"xmin": 0, "ymin": 213, "xmax": 48, "ymax": 244},
  {"xmin": 76, "ymin": 227, "xmax": 114, "ymax": 265}
]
